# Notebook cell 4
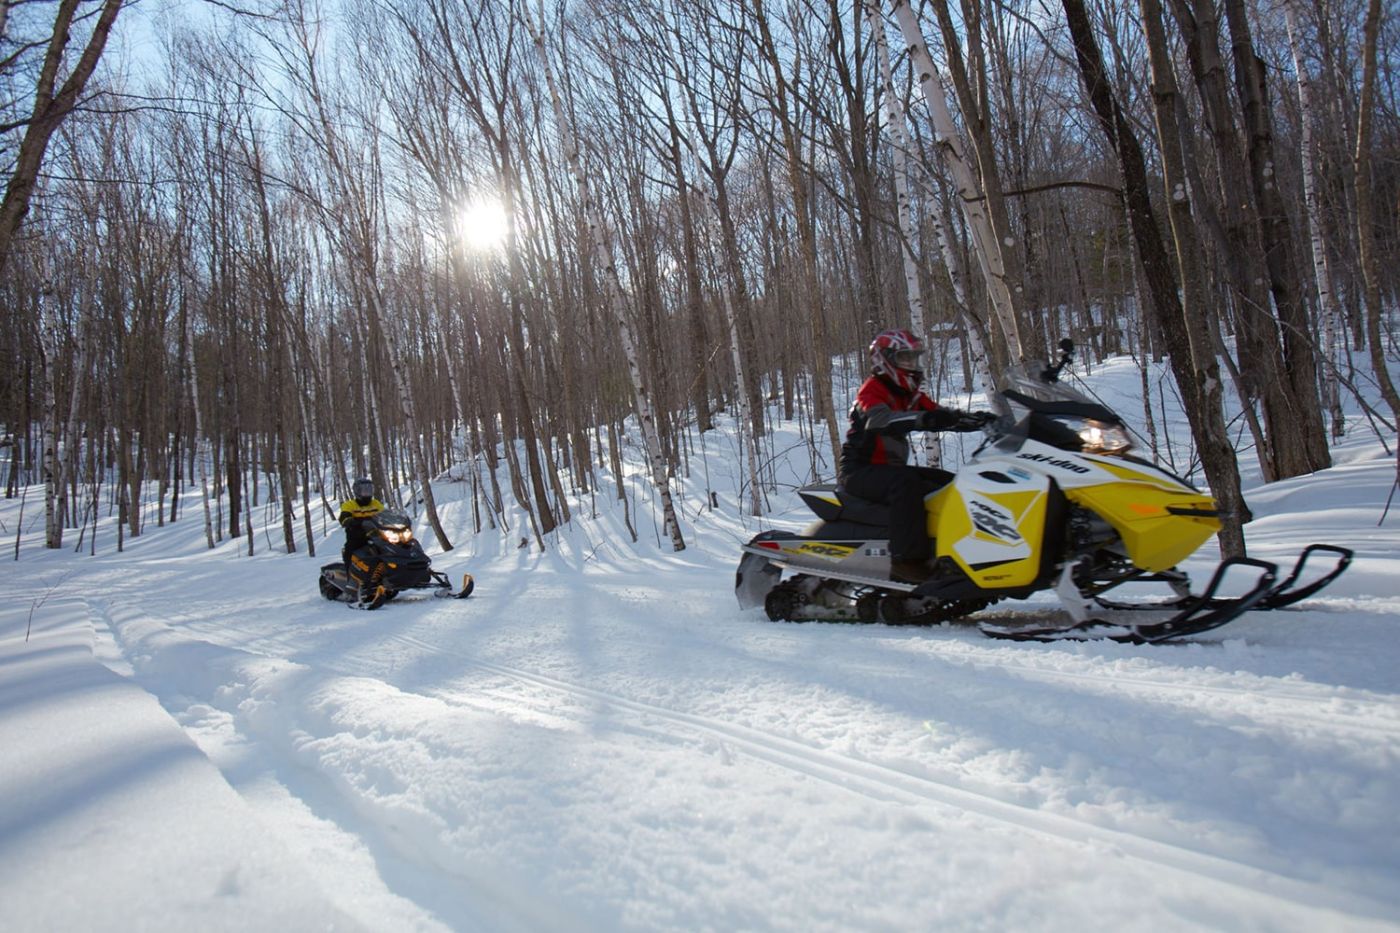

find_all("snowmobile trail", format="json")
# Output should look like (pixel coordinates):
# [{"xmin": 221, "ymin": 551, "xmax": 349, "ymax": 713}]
[
  {"xmin": 379, "ymin": 629, "xmax": 1399, "ymax": 926},
  {"xmin": 62, "ymin": 543, "xmax": 1400, "ymax": 930},
  {"xmin": 911, "ymin": 647, "xmax": 1400, "ymax": 742},
  {"xmin": 87, "ymin": 596, "xmax": 584, "ymax": 932}
]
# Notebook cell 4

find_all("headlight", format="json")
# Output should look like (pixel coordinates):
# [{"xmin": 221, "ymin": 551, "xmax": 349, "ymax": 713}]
[
  {"xmin": 1078, "ymin": 419, "xmax": 1132, "ymax": 453},
  {"xmin": 381, "ymin": 528, "xmax": 413, "ymax": 544}
]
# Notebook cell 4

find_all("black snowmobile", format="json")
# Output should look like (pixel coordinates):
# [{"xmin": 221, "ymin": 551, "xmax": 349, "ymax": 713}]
[{"xmin": 318, "ymin": 510, "xmax": 474, "ymax": 610}]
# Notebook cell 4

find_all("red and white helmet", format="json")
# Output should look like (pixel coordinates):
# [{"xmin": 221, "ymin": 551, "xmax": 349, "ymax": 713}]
[{"xmin": 870, "ymin": 329, "xmax": 925, "ymax": 393}]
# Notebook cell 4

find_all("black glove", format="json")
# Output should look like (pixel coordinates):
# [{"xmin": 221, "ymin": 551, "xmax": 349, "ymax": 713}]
[
  {"xmin": 953, "ymin": 410, "xmax": 997, "ymax": 431},
  {"xmin": 915, "ymin": 409, "xmax": 960, "ymax": 431}
]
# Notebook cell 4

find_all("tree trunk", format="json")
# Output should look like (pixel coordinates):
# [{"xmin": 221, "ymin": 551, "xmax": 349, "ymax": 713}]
[
  {"xmin": 0, "ymin": 0, "xmax": 123, "ymax": 273},
  {"xmin": 1353, "ymin": 0, "xmax": 1400, "ymax": 437},
  {"xmin": 865, "ymin": 0, "xmax": 1001, "ymax": 449},
  {"xmin": 1140, "ymin": 0, "xmax": 1250, "ymax": 553},
  {"xmin": 1281, "ymin": 0, "xmax": 1345, "ymax": 439},
  {"xmin": 1062, "ymin": 0, "xmax": 1247, "ymax": 555},
  {"xmin": 928, "ymin": 0, "xmax": 1038, "ymax": 359},
  {"xmin": 1221, "ymin": 0, "xmax": 1330, "ymax": 473},
  {"xmin": 41, "ymin": 289, "xmax": 62, "ymax": 549},
  {"xmin": 751, "ymin": 0, "xmax": 841, "ymax": 464}
]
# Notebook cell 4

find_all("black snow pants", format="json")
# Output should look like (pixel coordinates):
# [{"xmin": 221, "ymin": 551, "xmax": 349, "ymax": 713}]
[{"xmin": 840, "ymin": 464, "xmax": 952, "ymax": 562}]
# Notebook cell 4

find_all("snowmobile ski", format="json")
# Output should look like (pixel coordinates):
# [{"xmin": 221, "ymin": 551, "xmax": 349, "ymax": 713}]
[
  {"xmin": 433, "ymin": 573, "xmax": 476, "ymax": 599},
  {"xmin": 978, "ymin": 546, "xmax": 1353, "ymax": 644},
  {"xmin": 1252, "ymin": 544, "xmax": 1352, "ymax": 609}
]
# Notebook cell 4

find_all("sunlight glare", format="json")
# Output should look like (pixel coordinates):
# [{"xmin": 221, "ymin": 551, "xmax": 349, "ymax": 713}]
[{"xmin": 458, "ymin": 197, "xmax": 511, "ymax": 253}]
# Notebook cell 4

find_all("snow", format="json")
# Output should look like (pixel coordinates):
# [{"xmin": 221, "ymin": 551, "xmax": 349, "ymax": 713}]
[{"xmin": 2, "ymin": 356, "xmax": 1399, "ymax": 932}]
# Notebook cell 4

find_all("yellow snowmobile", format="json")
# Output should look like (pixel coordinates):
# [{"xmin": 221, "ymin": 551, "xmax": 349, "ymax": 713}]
[{"xmin": 735, "ymin": 342, "xmax": 1351, "ymax": 643}]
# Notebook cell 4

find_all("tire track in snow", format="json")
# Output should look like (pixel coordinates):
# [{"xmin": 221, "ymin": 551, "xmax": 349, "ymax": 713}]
[{"xmin": 382, "ymin": 630, "xmax": 1399, "ymax": 927}]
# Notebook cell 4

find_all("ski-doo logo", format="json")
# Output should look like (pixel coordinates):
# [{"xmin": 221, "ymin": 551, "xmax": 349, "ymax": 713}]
[
  {"xmin": 1016, "ymin": 452, "xmax": 1091, "ymax": 474},
  {"xmin": 797, "ymin": 543, "xmax": 855, "ymax": 559},
  {"xmin": 970, "ymin": 500, "xmax": 1022, "ymax": 542}
]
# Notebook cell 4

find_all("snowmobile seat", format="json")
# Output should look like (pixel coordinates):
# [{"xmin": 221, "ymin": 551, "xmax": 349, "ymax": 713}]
[{"xmin": 798, "ymin": 484, "xmax": 890, "ymax": 527}]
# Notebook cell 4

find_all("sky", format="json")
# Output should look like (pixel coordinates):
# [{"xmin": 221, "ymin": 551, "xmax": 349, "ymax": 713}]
[{"xmin": 2, "ymin": 353, "xmax": 1398, "ymax": 931}]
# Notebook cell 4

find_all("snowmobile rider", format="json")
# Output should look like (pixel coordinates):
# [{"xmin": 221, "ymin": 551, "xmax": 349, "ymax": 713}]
[
  {"xmin": 339, "ymin": 477, "xmax": 385, "ymax": 570},
  {"xmin": 839, "ymin": 329, "xmax": 995, "ymax": 585}
]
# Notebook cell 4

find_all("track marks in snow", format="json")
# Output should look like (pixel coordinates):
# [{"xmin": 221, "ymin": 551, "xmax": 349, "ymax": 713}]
[
  {"xmin": 897, "ymin": 639, "xmax": 1400, "ymax": 743},
  {"xmin": 378, "ymin": 629, "xmax": 1400, "ymax": 926},
  {"xmin": 88, "ymin": 574, "xmax": 1400, "ymax": 930}
]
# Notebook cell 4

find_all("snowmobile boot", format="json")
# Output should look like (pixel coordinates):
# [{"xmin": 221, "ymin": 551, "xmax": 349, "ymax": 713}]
[{"xmin": 890, "ymin": 558, "xmax": 936, "ymax": 585}]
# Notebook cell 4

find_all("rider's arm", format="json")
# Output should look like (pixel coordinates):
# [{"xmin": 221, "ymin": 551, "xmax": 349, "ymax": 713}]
[{"xmin": 855, "ymin": 381, "xmax": 924, "ymax": 435}]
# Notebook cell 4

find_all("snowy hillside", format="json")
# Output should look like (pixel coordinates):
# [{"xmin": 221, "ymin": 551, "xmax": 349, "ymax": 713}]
[{"xmin": 2, "ymin": 356, "xmax": 1399, "ymax": 932}]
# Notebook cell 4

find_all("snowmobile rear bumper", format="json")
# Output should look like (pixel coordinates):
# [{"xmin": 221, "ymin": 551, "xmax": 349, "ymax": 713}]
[{"xmin": 736, "ymin": 547, "xmax": 785, "ymax": 610}]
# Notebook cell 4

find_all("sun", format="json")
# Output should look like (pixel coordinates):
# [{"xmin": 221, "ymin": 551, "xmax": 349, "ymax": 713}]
[{"xmin": 457, "ymin": 196, "xmax": 511, "ymax": 253}]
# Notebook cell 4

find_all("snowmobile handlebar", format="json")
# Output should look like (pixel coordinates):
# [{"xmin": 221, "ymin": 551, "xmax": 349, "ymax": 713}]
[{"xmin": 1039, "ymin": 338, "xmax": 1076, "ymax": 383}]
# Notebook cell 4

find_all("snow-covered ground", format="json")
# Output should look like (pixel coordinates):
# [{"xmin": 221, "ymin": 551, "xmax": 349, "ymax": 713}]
[{"xmin": 2, "ymin": 356, "xmax": 1399, "ymax": 932}]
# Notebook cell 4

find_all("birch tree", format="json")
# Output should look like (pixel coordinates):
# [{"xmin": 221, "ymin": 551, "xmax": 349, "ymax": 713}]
[
  {"xmin": 631, "ymin": 9, "xmax": 766, "ymax": 514},
  {"xmin": 749, "ymin": 0, "xmax": 842, "ymax": 463},
  {"xmin": 889, "ymin": 0, "xmax": 1024, "ymax": 363},
  {"xmin": 39, "ymin": 285, "xmax": 63, "ymax": 548},
  {"xmin": 864, "ymin": 0, "xmax": 999, "ymax": 415},
  {"xmin": 924, "ymin": 0, "xmax": 1037, "ymax": 358},
  {"xmin": 1282, "ymin": 0, "xmax": 1345, "ymax": 439},
  {"xmin": 264, "ymin": 0, "xmax": 454, "ymax": 550},
  {"xmin": 524, "ymin": 3, "xmax": 686, "ymax": 551}
]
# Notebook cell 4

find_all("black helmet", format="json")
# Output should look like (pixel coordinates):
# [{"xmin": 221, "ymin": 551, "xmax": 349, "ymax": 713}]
[{"xmin": 352, "ymin": 477, "xmax": 374, "ymax": 502}]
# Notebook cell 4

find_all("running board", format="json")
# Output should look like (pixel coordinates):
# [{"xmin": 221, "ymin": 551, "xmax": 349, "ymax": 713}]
[{"xmin": 737, "ymin": 544, "xmax": 920, "ymax": 594}]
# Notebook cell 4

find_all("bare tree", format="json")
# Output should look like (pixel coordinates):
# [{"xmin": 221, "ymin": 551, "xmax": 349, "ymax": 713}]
[
  {"xmin": 1062, "ymin": 0, "xmax": 1247, "ymax": 554},
  {"xmin": 0, "ymin": 0, "xmax": 124, "ymax": 273},
  {"xmin": 1281, "ymin": 0, "xmax": 1345, "ymax": 439},
  {"xmin": 524, "ymin": 2, "xmax": 686, "ymax": 550},
  {"xmin": 889, "ymin": 0, "xmax": 1024, "ymax": 363},
  {"xmin": 1353, "ymin": 0, "xmax": 1400, "ymax": 455}
]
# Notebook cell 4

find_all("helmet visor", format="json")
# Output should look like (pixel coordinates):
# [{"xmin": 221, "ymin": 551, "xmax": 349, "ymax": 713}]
[
  {"xmin": 353, "ymin": 479, "xmax": 374, "ymax": 500},
  {"xmin": 891, "ymin": 348, "xmax": 924, "ymax": 370}
]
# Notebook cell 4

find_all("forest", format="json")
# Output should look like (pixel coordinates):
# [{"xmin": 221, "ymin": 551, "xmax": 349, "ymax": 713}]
[{"xmin": 1, "ymin": 0, "xmax": 1396, "ymax": 558}]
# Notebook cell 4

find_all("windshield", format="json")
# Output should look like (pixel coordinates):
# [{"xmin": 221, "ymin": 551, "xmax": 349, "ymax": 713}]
[
  {"xmin": 996, "ymin": 360, "xmax": 1146, "ymax": 455},
  {"xmin": 375, "ymin": 510, "xmax": 412, "ymax": 529},
  {"xmin": 1000, "ymin": 362, "xmax": 1097, "ymax": 406}
]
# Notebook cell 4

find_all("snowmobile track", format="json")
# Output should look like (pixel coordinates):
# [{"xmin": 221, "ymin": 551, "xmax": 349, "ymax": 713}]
[
  {"xmin": 93, "ymin": 589, "xmax": 1395, "ymax": 927},
  {"xmin": 382, "ymin": 630, "xmax": 1398, "ymax": 924},
  {"xmin": 932, "ymin": 651, "xmax": 1399, "ymax": 741}
]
